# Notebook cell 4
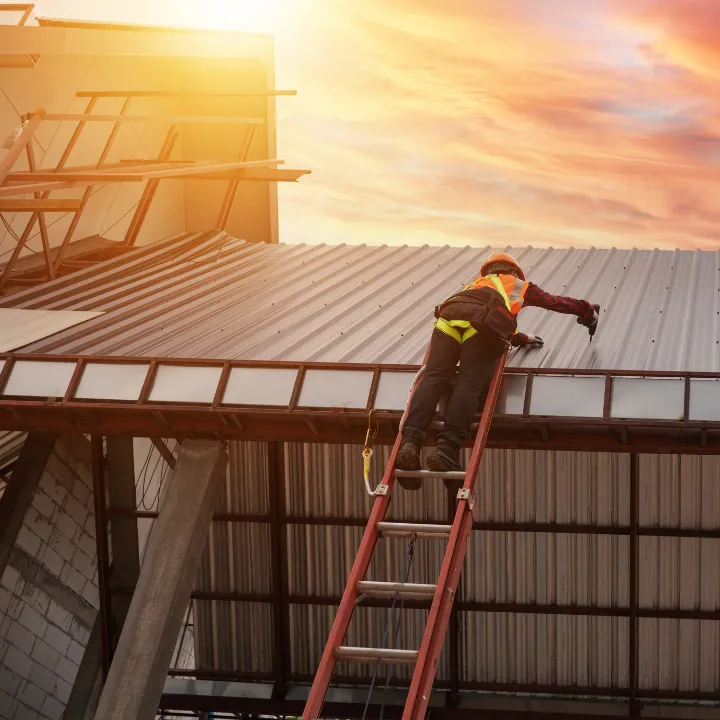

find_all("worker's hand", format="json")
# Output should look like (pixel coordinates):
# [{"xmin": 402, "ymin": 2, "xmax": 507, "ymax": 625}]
[
  {"xmin": 524, "ymin": 334, "xmax": 544, "ymax": 348},
  {"xmin": 577, "ymin": 304, "xmax": 600, "ymax": 337}
]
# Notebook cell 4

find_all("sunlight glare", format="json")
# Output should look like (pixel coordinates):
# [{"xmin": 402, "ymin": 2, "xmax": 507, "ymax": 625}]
[{"xmin": 177, "ymin": 0, "xmax": 292, "ymax": 34}]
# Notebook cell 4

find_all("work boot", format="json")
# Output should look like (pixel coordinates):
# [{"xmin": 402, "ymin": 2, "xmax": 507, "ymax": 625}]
[
  {"xmin": 426, "ymin": 441, "xmax": 463, "ymax": 492},
  {"xmin": 395, "ymin": 441, "xmax": 422, "ymax": 490}
]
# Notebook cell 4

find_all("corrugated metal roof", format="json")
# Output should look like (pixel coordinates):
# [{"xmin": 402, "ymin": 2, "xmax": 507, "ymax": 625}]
[
  {"xmin": 192, "ymin": 441, "xmax": 720, "ymax": 694},
  {"xmin": 4, "ymin": 232, "xmax": 720, "ymax": 371}
]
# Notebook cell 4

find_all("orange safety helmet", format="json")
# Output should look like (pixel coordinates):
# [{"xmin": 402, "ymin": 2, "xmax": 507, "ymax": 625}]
[{"xmin": 479, "ymin": 251, "xmax": 525, "ymax": 281}]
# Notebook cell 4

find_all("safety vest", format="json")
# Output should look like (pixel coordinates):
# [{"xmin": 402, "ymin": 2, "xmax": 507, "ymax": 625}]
[
  {"xmin": 434, "ymin": 274, "xmax": 529, "ymax": 345},
  {"xmin": 461, "ymin": 273, "xmax": 529, "ymax": 316}
]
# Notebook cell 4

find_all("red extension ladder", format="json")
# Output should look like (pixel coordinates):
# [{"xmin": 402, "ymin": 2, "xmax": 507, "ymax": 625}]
[{"xmin": 302, "ymin": 352, "xmax": 508, "ymax": 720}]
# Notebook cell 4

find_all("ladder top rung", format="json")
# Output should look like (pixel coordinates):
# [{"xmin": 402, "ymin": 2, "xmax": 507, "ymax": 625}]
[
  {"xmin": 394, "ymin": 469, "xmax": 466, "ymax": 480},
  {"xmin": 377, "ymin": 521, "xmax": 452, "ymax": 538},
  {"xmin": 335, "ymin": 646, "xmax": 419, "ymax": 664},
  {"xmin": 357, "ymin": 580, "xmax": 436, "ymax": 597}
]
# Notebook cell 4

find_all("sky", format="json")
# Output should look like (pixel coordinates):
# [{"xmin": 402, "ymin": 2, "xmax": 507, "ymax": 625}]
[{"xmin": 28, "ymin": 1, "xmax": 720, "ymax": 249}]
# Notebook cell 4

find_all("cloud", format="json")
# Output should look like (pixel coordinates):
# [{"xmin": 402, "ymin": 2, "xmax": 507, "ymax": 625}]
[{"xmin": 272, "ymin": 0, "xmax": 720, "ymax": 250}]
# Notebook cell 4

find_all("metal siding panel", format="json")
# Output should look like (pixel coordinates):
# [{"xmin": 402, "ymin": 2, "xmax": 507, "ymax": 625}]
[
  {"xmin": 461, "ymin": 614, "xmax": 628, "ymax": 688},
  {"xmin": 638, "ymin": 619, "xmax": 720, "ymax": 692},
  {"xmin": 190, "ymin": 441, "xmax": 720, "ymax": 696},
  {"xmin": 475, "ymin": 450, "xmax": 630, "ymax": 527}
]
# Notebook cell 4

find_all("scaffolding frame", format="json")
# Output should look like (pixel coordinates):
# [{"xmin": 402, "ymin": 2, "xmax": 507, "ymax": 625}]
[{"xmin": 0, "ymin": 88, "xmax": 307, "ymax": 288}]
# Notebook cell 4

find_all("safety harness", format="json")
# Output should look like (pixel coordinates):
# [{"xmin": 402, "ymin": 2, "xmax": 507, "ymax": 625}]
[{"xmin": 434, "ymin": 275, "xmax": 514, "ymax": 344}]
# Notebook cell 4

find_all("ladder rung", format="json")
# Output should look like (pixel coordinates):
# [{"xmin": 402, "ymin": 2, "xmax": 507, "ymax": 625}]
[
  {"xmin": 377, "ymin": 521, "xmax": 452, "ymax": 539},
  {"xmin": 335, "ymin": 646, "xmax": 419, "ymax": 664},
  {"xmin": 394, "ymin": 469, "xmax": 466, "ymax": 480},
  {"xmin": 357, "ymin": 580, "xmax": 437, "ymax": 598}
]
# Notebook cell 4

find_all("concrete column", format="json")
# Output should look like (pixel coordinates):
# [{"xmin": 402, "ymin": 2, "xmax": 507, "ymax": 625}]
[
  {"xmin": 93, "ymin": 440, "xmax": 227, "ymax": 720},
  {"xmin": 65, "ymin": 436, "xmax": 141, "ymax": 720},
  {"xmin": 106, "ymin": 436, "xmax": 140, "ymax": 638},
  {"xmin": 0, "ymin": 433, "xmax": 56, "ymax": 577}
]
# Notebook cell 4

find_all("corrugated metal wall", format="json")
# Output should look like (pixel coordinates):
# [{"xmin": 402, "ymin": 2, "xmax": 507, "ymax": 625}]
[{"xmin": 193, "ymin": 441, "xmax": 720, "ymax": 696}]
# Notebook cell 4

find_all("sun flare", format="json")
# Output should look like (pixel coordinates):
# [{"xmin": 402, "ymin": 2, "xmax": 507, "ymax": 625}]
[{"xmin": 177, "ymin": 0, "xmax": 291, "ymax": 34}]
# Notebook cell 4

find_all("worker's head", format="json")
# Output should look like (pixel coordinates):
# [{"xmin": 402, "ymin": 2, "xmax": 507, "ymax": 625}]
[{"xmin": 480, "ymin": 251, "xmax": 525, "ymax": 281}]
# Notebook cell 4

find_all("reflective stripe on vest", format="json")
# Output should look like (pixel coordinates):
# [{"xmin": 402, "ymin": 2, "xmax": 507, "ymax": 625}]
[
  {"xmin": 434, "ymin": 317, "xmax": 477, "ymax": 344},
  {"xmin": 487, "ymin": 275, "xmax": 511, "ymax": 311},
  {"xmin": 462, "ymin": 273, "xmax": 528, "ymax": 315},
  {"xmin": 487, "ymin": 275, "xmax": 520, "ymax": 336}
]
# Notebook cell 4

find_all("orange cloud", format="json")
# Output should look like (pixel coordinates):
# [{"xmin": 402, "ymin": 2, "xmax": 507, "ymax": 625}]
[{"xmin": 274, "ymin": 1, "xmax": 720, "ymax": 250}]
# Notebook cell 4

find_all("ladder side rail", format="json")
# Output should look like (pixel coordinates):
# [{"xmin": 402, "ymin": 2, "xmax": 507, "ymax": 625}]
[
  {"xmin": 302, "ymin": 354, "xmax": 429, "ymax": 720},
  {"xmin": 402, "ymin": 354, "xmax": 507, "ymax": 720}
]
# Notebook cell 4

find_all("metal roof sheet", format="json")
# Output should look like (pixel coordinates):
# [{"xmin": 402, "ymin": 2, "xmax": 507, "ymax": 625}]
[{"xmin": 3, "ymin": 231, "xmax": 719, "ymax": 372}]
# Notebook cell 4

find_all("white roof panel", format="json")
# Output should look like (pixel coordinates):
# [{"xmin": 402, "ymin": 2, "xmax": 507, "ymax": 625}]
[{"xmin": 0, "ymin": 308, "xmax": 104, "ymax": 352}]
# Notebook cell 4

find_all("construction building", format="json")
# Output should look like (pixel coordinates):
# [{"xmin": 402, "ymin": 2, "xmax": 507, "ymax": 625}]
[{"xmin": 0, "ymin": 5, "xmax": 719, "ymax": 720}]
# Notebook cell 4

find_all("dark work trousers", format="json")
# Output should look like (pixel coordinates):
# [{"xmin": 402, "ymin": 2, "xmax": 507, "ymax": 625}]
[{"xmin": 402, "ymin": 325, "xmax": 505, "ymax": 450}]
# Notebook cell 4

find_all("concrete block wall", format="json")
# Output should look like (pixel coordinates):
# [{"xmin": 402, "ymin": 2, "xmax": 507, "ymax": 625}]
[{"xmin": 0, "ymin": 437, "xmax": 98, "ymax": 720}]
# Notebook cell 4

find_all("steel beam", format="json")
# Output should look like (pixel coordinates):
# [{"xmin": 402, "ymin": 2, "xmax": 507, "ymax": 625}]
[
  {"xmin": 24, "ymin": 141, "xmax": 53, "ymax": 279},
  {"xmin": 0, "ymin": 433, "xmax": 56, "ymax": 577},
  {"xmin": 91, "ymin": 437, "xmax": 112, "ymax": 676},
  {"xmin": 267, "ymin": 441, "xmax": 290, "ymax": 695},
  {"xmin": 216, "ymin": 124, "xmax": 258, "ymax": 231},
  {"xmin": 52, "ymin": 97, "xmax": 131, "ymax": 273},
  {"xmin": 0, "ymin": 98, "xmax": 95, "ymax": 290},
  {"xmin": 93, "ymin": 440, "xmax": 227, "ymax": 720},
  {"xmin": 628, "ymin": 453, "xmax": 639, "ymax": 717},
  {"xmin": 123, "ymin": 128, "xmax": 178, "ymax": 247},
  {"xmin": 0, "ymin": 198, "xmax": 83, "ymax": 211},
  {"xmin": 156, "ymin": 696, "xmax": 649, "ymax": 720},
  {"xmin": 0, "ymin": 108, "xmax": 44, "ymax": 184}
]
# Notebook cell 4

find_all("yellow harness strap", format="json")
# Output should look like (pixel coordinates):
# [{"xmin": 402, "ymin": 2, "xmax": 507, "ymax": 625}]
[
  {"xmin": 434, "ymin": 317, "xmax": 477, "ymax": 344},
  {"xmin": 435, "ymin": 275, "xmax": 518, "ymax": 344}
]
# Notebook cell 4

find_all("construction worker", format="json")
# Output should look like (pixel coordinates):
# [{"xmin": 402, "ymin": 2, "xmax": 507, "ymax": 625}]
[{"xmin": 396, "ymin": 251, "xmax": 599, "ymax": 489}]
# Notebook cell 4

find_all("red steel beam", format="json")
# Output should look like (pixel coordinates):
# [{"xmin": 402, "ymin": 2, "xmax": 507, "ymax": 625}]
[
  {"xmin": 0, "ymin": 109, "xmax": 44, "ymax": 184},
  {"xmin": 0, "ymin": 98, "xmax": 95, "ymax": 291},
  {"xmin": 24, "ymin": 142, "xmax": 53, "ymax": 279}
]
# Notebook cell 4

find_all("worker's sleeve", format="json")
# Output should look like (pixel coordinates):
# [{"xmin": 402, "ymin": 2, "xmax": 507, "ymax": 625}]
[
  {"xmin": 523, "ymin": 282, "xmax": 595, "ymax": 320},
  {"xmin": 512, "ymin": 331, "xmax": 530, "ymax": 347}
]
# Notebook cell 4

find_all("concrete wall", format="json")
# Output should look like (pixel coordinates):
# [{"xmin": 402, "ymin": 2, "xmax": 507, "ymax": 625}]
[
  {"xmin": 0, "ymin": 434, "xmax": 186, "ymax": 720},
  {"xmin": 0, "ymin": 435, "xmax": 97, "ymax": 720}
]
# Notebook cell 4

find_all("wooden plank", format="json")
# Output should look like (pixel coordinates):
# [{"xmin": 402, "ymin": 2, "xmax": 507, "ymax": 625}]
[
  {"xmin": 0, "ymin": 4, "xmax": 35, "ymax": 11},
  {"xmin": 0, "ymin": 109, "xmax": 44, "ymax": 185},
  {"xmin": 1, "ymin": 168, "xmax": 308, "ymax": 193},
  {"xmin": 0, "ymin": 180, "xmax": 119, "ymax": 197},
  {"xmin": 188, "ymin": 168, "xmax": 310, "ymax": 182},
  {"xmin": 42, "ymin": 113, "xmax": 263, "ymax": 125},
  {"xmin": 76, "ymin": 89, "xmax": 296, "ymax": 98},
  {"xmin": 141, "ymin": 159, "xmax": 282, "ymax": 179},
  {"xmin": 0, "ymin": 198, "xmax": 82, "ymax": 211}
]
